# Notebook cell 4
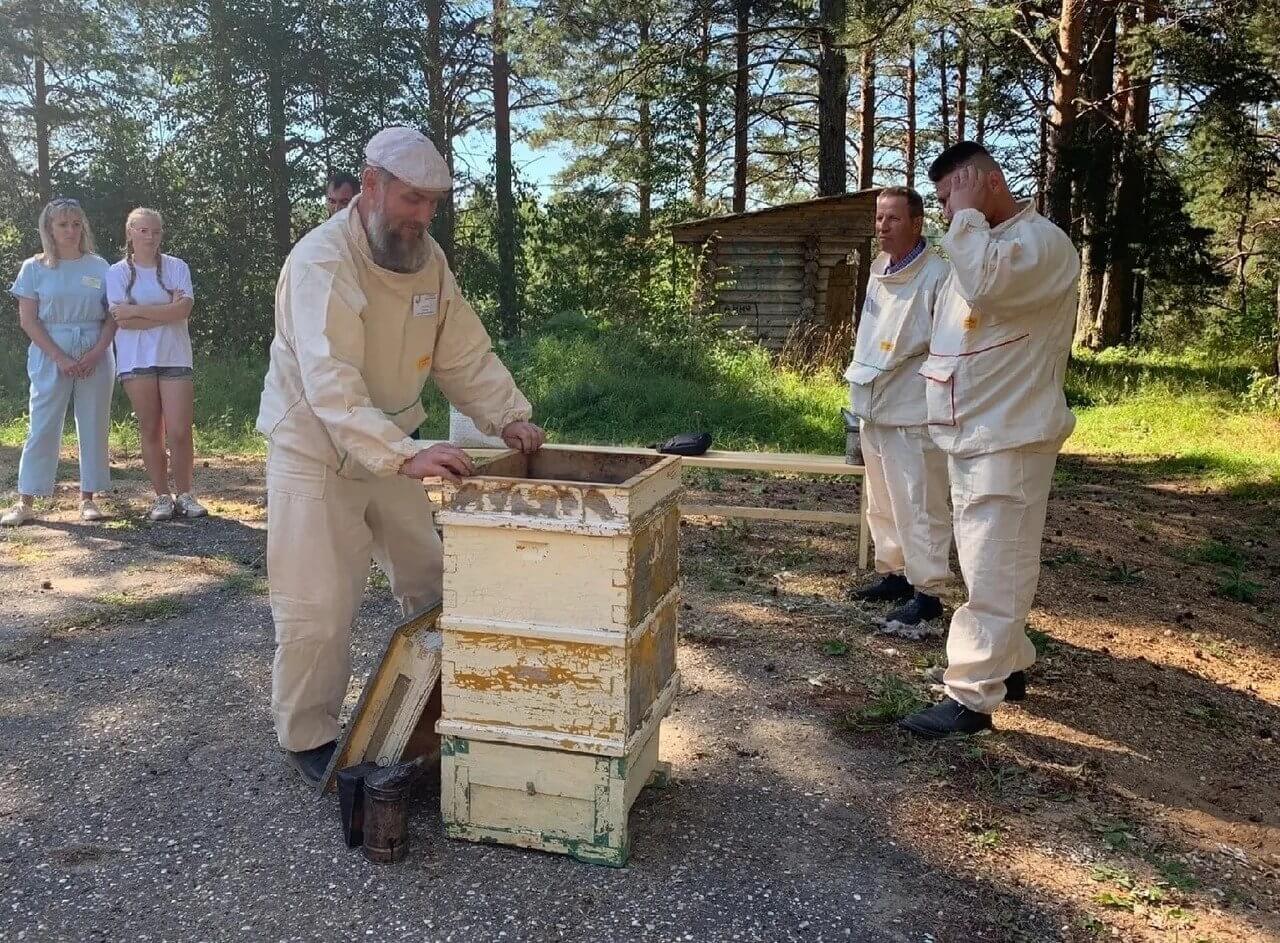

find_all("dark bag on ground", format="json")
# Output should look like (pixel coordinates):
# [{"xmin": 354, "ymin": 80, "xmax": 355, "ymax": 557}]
[{"xmin": 653, "ymin": 431, "xmax": 712, "ymax": 456}]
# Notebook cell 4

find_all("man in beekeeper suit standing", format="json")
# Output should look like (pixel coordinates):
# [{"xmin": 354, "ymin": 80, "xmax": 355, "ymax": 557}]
[
  {"xmin": 899, "ymin": 141, "xmax": 1079, "ymax": 739},
  {"xmin": 845, "ymin": 187, "xmax": 953, "ymax": 636},
  {"xmin": 257, "ymin": 126, "xmax": 545, "ymax": 784}
]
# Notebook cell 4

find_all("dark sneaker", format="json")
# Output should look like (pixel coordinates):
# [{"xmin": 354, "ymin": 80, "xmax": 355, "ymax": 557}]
[
  {"xmin": 851, "ymin": 573, "xmax": 914, "ymax": 603},
  {"xmin": 898, "ymin": 698, "xmax": 993, "ymax": 739},
  {"xmin": 1005, "ymin": 670, "xmax": 1026, "ymax": 702},
  {"xmin": 879, "ymin": 592, "xmax": 944, "ymax": 639},
  {"xmin": 285, "ymin": 740, "xmax": 337, "ymax": 787}
]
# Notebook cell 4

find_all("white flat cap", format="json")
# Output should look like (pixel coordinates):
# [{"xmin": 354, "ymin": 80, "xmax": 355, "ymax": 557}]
[{"xmin": 365, "ymin": 126, "xmax": 452, "ymax": 191}]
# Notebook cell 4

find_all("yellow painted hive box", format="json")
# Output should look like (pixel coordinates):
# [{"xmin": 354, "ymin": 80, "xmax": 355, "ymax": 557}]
[
  {"xmin": 439, "ymin": 706, "xmax": 669, "ymax": 868},
  {"xmin": 436, "ymin": 446, "xmax": 681, "ymax": 756},
  {"xmin": 435, "ymin": 446, "xmax": 682, "ymax": 865}
]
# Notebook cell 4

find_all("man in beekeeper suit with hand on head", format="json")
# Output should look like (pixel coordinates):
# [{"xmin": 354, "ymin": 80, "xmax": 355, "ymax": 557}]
[
  {"xmin": 845, "ymin": 186, "xmax": 953, "ymax": 637},
  {"xmin": 898, "ymin": 141, "xmax": 1079, "ymax": 739},
  {"xmin": 257, "ymin": 126, "xmax": 545, "ymax": 785}
]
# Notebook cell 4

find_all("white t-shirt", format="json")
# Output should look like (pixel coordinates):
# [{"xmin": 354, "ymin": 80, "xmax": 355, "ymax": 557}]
[{"xmin": 105, "ymin": 255, "xmax": 195, "ymax": 374}]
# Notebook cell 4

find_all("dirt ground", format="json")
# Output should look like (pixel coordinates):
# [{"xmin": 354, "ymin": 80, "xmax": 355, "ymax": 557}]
[{"xmin": 1, "ymin": 444, "xmax": 1277, "ymax": 943}]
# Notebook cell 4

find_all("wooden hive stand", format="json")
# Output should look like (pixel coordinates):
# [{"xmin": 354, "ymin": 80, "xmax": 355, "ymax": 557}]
[{"xmin": 435, "ymin": 446, "xmax": 682, "ymax": 867}]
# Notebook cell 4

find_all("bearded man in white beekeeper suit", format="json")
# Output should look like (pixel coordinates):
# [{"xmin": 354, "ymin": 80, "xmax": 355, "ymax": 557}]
[
  {"xmin": 845, "ymin": 186, "xmax": 953, "ymax": 635},
  {"xmin": 257, "ymin": 127, "xmax": 545, "ymax": 784},
  {"xmin": 898, "ymin": 141, "xmax": 1080, "ymax": 739}
]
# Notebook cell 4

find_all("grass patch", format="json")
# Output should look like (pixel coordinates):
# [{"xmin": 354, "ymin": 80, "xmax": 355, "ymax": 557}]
[
  {"xmin": 1216, "ymin": 566, "xmax": 1263, "ymax": 603},
  {"xmin": 1, "ymin": 533, "xmax": 48, "ymax": 564},
  {"xmin": 1184, "ymin": 539, "xmax": 1246, "ymax": 568},
  {"xmin": 92, "ymin": 592, "xmax": 189, "ymax": 622},
  {"xmin": 4, "ymin": 329, "xmax": 1277, "ymax": 499},
  {"xmin": 842, "ymin": 675, "xmax": 926, "ymax": 731},
  {"xmin": 224, "ymin": 570, "xmax": 268, "ymax": 595},
  {"xmin": 1066, "ymin": 348, "xmax": 1280, "ymax": 496}
]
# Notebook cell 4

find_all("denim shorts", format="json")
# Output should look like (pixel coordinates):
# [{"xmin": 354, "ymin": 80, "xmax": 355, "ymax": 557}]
[{"xmin": 118, "ymin": 365, "xmax": 194, "ymax": 381}]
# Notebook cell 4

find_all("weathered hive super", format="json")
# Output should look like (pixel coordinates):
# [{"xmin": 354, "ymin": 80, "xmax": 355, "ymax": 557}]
[{"xmin": 435, "ymin": 446, "xmax": 681, "ymax": 866}]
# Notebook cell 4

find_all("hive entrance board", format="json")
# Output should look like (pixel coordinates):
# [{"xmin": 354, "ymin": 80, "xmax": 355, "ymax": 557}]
[{"xmin": 319, "ymin": 604, "xmax": 443, "ymax": 796}]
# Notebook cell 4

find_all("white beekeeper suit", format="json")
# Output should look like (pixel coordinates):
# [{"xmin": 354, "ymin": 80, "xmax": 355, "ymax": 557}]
[
  {"xmin": 921, "ymin": 202, "xmax": 1079, "ymax": 714},
  {"xmin": 258, "ymin": 147, "xmax": 531, "ymax": 752},
  {"xmin": 844, "ymin": 246, "xmax": 952, "ymax": 595}
]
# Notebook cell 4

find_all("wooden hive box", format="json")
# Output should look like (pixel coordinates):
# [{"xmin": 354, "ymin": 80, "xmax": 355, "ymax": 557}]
[
  {"xmin": 435, "ymin": 446, "xmax": 681, "ymax": 865},
  {"xmin": 439, "ymin": 715, "xmax": 669, "ymax": 868}
]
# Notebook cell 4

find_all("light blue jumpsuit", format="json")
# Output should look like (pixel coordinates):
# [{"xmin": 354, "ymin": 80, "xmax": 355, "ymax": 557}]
[{"xmin": 9, "ymin": 254, "xmax": 115, "ymax": 496}]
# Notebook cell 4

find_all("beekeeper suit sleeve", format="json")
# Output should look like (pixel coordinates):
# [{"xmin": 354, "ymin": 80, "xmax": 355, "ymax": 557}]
[
  {"xmin": 289, "ymin": 258, "xmax": 421, "ymax": 476},
  {"xmin": 431, "ymin": 268, "xmax": 532, "ymax": 437},
  {"xmin": 942, "ymin": 208, "xmax": 1080, "ymax": 321}
]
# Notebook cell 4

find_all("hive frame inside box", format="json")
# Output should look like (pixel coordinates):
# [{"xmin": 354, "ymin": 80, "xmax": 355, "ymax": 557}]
[
  {"xmin": 319, "ymin": 605, "xmax": 443, "ymax": 796},
  {"xmin": 435, "ymin": 446, "xmax": 681, "ymax": 866}
]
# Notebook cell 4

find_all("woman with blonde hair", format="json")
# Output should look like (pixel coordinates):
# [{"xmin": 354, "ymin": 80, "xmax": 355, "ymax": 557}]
[
  {"xmin": 3, "ymin": 198, "xmax": 116, "ymax": 527},
  {"xmin": 106, "ymin": 207, "xmax": 206, "ymax": 520}
]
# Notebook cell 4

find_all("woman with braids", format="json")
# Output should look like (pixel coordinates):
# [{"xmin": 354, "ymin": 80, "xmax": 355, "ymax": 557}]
[
  {"xmin": 4, "ymin": 198, "xmax": 116, "ymax": 527},
  {"xmin": 106, "ymin": 207, "xmax": 206, "ymax": 521}
]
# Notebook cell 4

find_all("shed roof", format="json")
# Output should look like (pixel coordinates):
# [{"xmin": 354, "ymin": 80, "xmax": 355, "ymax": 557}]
[{"xmin": 671, "ymin": 189, "xmax": 881, "ymax": 244}]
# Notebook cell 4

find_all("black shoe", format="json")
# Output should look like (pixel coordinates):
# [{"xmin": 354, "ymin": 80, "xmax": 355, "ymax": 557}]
[
  {"xmin": 1005, "ymin": 670, "xmax": 1026, "ymax": 702},
  {"xmin": 852, "ymin": 573, "xmax": 914, "ymax": 603},
  {"xmin": 285, "ymin": 740, "xmax": 337, "ymax": 787},
  {"xmin": 898, "ymin": 698, "xmax": 993, "ymax": 739},
  {"xmin": 879, "ymin": 592, "xmax": 944, "ymax": 638}
]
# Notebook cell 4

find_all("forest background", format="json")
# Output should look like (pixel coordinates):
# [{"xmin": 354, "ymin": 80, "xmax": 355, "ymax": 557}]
[{"xmin": 1, "ymin": 0, "xmax": 1278, "ymax": 478}]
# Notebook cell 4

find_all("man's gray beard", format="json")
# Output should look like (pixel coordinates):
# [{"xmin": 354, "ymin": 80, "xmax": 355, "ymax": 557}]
[{"xmin": 367, "ymin": 204, "xmax": 429, "ymax": 273}]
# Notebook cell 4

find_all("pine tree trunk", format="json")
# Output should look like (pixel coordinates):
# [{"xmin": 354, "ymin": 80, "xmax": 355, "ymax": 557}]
[
  {"xmin": 733, "ymin": 0, "xmax": 750, "ymax": 212},
  {"xmin": 956, "ymin": 48, "xmax": 967, "ymax": 142},
  {"xmin": 817, "ymin": 0, "xmax": 849, "ymax": 196},
  {"xmin": 694, "ymin": 3, "xmax": 710, "ymax": 210},
  {"xmin": 33, "ymin": 11, "xmax": 51, "ymax": 205},
  {"xmin": 938, "ymin": 31, "xmax": 950, "ymax": 150},
  {"xmin": 637, "ymin": 15, "xmax": 653, "ymax": 239},
  {"xmin": 424, "ymin": 0, "xmax": 455, "ymax": 262},
  {"xmin": 1046, "ymin": 0, "xmax": 1086, "ymax": 230},
  {"xmin": 493, "ymin": 0, "xmax": 519, "ymax": 338},
  {"xmin": 905, "ymin": 43, "xmax": 916, "ymax": 188},
  {"xmin": 974, "ymin": 52, "xmax": 988, "ymax": 146},
  {"xmin": 266, "ymin": 0, "xmax": 291, "ymax": 263},
  {"xmin": 1075, "ymin": 4, "xmax": 1117, "ymax": 348},
  {"xmin": 1273, "ymin": 279, "xmax": 1280, "ymax": 376},
  {"xmin": 1097, "ymin": 0, "xmax": 1150, "ymax": 345},
  {"xmin": 1037, "ymin": 70, "xmax": 1050, "ymax": 214},
  {"xmin": 858, "ymin": 46, "xmax": 875, "ymax": 189}
]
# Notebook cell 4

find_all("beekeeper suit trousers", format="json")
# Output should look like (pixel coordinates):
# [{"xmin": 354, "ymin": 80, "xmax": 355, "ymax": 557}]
[
  {"xmin": 943, "ymin": 447, "xmax": 1058, "ymax": 713},
  {"xmin": 859, "ymin": 422, "xmax": 952, "ymax": 594},
  {"xmin": 266, "ymin": 445, "xmax": 442, "ymax": 751}
]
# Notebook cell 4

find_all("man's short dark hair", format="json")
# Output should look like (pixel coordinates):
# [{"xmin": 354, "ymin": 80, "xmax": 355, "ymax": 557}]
[
  {"xmin": 326, "ymin": 171, "xmax": 360, "ymax": 193},
  {"xmin": 878, "ymin": 186, "xmax": 924, "ymax": 219},
  {"xmin": 927, "ymin": 141, "xmax": 998, "ymax": 183}
]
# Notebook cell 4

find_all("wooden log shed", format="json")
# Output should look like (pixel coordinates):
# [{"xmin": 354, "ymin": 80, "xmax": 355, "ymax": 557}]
[{"xmin": 672, "ymin": 191, "xmax": 880, "ymax": 353}]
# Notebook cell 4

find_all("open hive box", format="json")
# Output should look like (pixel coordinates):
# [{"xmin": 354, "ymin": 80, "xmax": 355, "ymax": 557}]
[{"xmin": 435, "ymin": 445, "xmax": 682, "ymax": 866}]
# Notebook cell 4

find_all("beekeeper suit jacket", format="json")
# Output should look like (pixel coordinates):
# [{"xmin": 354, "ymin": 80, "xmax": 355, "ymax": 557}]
[
  {"xmin": 257, "ymin": 196, "xmax": 532, "ymax": 476},
  {"xmin": 925, "ymin": 201, "xmax": 1080, "ymax": 714},
  {"xmin": 844, "ymin": 247, "xmax": 950, "ymax": 427},
  {"xmin": 258, "ymin": 196, "xmax": 532, "ymax": 754},
  {"xmin": 920, "ymin": 203, "xmax": 1078, "ymax": 456},
  {"xmin": 844, "ymin": 247, "xmax": 953, "ymax": 594}
]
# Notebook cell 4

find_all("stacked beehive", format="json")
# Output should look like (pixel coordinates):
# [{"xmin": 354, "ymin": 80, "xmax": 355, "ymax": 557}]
[{"xmin": 435, "ymin": 446, "xmax": 682, "ymax": 867}]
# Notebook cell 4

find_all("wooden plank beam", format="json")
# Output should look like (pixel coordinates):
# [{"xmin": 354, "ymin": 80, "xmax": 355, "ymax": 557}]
[{"xmin": 681, "ymin": 504, "xmax": 860, "ymax": 526}]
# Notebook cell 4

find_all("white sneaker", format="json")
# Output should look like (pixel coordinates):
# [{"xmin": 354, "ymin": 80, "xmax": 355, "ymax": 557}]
[
  {"xmin": 1, "ymin": 503, "xmax": 33, "ymax": 527},
  {"xmin": 80, "ymin": 499, "xmax": 106, "ymax": 522},
  {"xmin": 175, "ymin": 493, "xmax": 208, "ymax": 518},
  {"xmin": 148, "ymin": 494, "xmax": 175, "ymax": 521}
]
